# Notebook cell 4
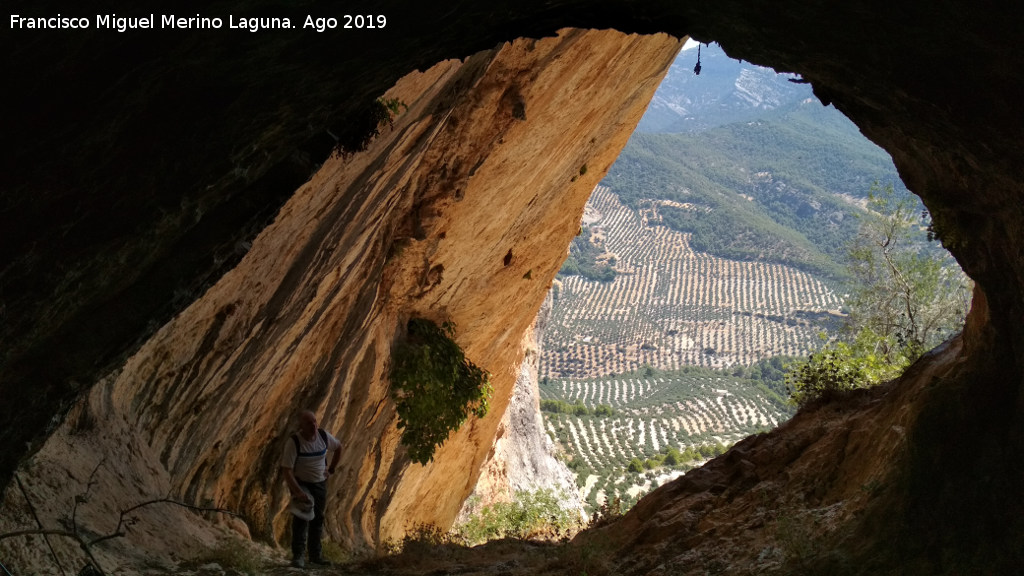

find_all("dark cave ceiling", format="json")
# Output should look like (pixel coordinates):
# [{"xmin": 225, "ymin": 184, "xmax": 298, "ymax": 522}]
[{"xmin": 2, "ymin": 0, "xmax": 1023, "ymax": 497}]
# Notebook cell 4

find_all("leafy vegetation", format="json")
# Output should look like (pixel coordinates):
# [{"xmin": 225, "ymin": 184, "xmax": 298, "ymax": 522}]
[
  {"xmin": 541, "ymin": 363, "xmax": 792, "ymax": 511},
  {"xmin": 333, "ymin": 97, "xmax": 408, "ymax": 156},
  {"xmin": 785, "ymin": 331, "xmax": 907, "ymax": 406},
  {"xmin": 455, "ymin": 489, "xmax": 580, "ymax": 544},
  {"xmin": 558, "ymin": 226, "xmax": 616, "ymax": 282},
  {"xmin": 390, "ymin": 318, "xmax": 492, "ymax": 464},
  {"xmin": 627, "ymin": 442, "xmax": 727, "ymax": 474},
  {"xmin": 732, "ymin": 356, "xmax": 792, "ymax": 411},
  {"xmin": 319, "ymin": 540, "xmax": 351, "ymax": 565},
  {"xmin": 604, "ymin": 100, "xmax": 915, "ymax": 283},
  {"xmin": 379, "ymin": 523, "xmax": 458, "ymax": 557},
  {"xmin": 786, "ymin": 184, "xmax": 971, "ymax": 406},
  {"xmin": 541, "ymin": 399, "xmax": 614, "ymax": 417},
  {"xmin": 185, "ymin": 539, "xmax": 262, "ymax": 574},
  {"xmin": 845, "ymin": 184, "xmax": 971, "ymax": 355},
  {"xmin": 588, "ymin": 496, "xmax": 624, "ymax": 529}
]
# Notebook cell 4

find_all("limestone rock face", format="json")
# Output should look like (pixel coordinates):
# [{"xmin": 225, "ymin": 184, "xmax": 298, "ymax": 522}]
[
  {"xmin": 459, "ymin": 293, "xmax": 586, "ymax": 524},
  {"xmin": 0, "ymin": 28, "xmax": 681, "ymax": 568}
]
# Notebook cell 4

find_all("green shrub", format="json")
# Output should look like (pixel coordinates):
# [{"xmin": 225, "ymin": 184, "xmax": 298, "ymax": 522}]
[
  {"xmin": 697, "ymin": 443, "xmax": 727, "ymax": 458},
  {"xmin": 333, "ymin": 97, "xmax": 408, "ymax": 156},
  {"xmin": 376, "ymin": 523, "xmax": 464, "ymax": 561},
  {"xmin": 541, "ymin": 399, "xmax": 584, "ymax": 415},
  {"xmin": 557, "ymin": 226, "xmax": 616, "ymax": 282},
  {"xmin": 320, "ymin": 540, "xmax": 350, "ymax": 564},
  {"xmin": 785, "ymin": 346, "xmax": 867, "ymax": 406},
  {"xmin": 540, "ymin": 399, "xmax": 614, "ymax": 417},
  {"xmin": 455, "ymin": 489, "xmax": 580, "ymax": 545},
  {"xmin": 589, "ymin": 497, "xmax": 623, "ymax": 529},
  {"xmin": 540, "ymin": 399, "xmax": 562, "ymax": 413},
  {"xmin": 390, "ymin": 318, "xmax": 492, "ymax": 464},
  {"xmin": 785, "ymin": 329, "xmax": 907, "ymax": 407}
]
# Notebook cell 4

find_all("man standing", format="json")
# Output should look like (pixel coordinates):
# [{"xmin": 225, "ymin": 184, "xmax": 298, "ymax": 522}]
[{"xmin": 281, "ymin": 410, "xmax": 342, "ymax": 568}]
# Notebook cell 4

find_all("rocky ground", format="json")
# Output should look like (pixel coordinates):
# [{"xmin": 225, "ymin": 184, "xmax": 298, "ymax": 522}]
[{"xmin": 50, "ymin": 537, "xmax": 596, "ymax": 576}]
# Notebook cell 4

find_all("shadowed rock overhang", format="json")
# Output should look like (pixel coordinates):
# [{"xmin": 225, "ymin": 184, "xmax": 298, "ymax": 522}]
[{"xmin": 2, "ymin": 0, "xmax": 1023, "ymax": 571}]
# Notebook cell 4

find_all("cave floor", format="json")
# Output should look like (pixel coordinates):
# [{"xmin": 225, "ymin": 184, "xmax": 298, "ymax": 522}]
[{"xmin": 168, "ymin": 538, "xmax": 579, "ymax": 576}]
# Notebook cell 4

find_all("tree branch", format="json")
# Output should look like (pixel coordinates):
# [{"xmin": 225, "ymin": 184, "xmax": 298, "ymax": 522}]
[
  {"xmin": 0, "ymin": 528, "xmax": 80, "ymax": 542},
  {"xmin": 0, "ymin": 528, "xmax": 107, "ymax": 576},
  {"xmin": 71, "ymin": 459, "xmax": 106, "ymax": 537},
  {"xmin": 89, "ymin": 498, "xmax": 239, "ymax": 547},
  {"xmin": 14, "ymin": 473, "xmax": 68, "ymax": 576},
  {"xmin": 2, "ymin": 466, "xmax": 241, "ymax": 576}
]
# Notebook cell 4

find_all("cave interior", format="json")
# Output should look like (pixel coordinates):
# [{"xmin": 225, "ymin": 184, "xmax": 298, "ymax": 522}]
[{"xmin": 2, "ymin": 0, "xmax": 1023, "ymax": 573}]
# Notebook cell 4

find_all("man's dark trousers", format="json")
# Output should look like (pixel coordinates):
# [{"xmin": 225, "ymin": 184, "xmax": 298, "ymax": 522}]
[{"xmin": 292, "ymin": 480, "xmax": 327, "ymax": 561}]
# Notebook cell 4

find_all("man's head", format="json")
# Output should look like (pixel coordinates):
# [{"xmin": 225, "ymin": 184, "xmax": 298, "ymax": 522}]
[{"xmin": 298, "ymin": 410, "xmax": 318, "ymax": 439}]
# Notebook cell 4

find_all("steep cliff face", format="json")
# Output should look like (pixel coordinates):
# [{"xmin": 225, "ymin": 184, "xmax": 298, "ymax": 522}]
[
  {"xmin": 459, "ymin": 294, "xmax": 585, "ymax": 522},
  {"xmin": 0, "ymin": 29, "xmax": 681, "ymax": 570}
]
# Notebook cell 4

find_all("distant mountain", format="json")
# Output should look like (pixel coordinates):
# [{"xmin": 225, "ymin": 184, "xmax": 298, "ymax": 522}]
[
  {"xmin": 637, "ymin": 43, "xmax": 812, "ymax": 133},
  {"xmin": 605, "ymin": 52, "xmax": 913, "ymax": 282}
]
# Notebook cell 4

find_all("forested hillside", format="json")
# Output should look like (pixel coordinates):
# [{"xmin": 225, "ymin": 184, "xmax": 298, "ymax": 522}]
[
  {"xmin": 604, "ymin": 99, "xmax": 913, "ymax": 282},
  {"xmin": 546, "ymin": 186, "xmax": 843, "ymax": 379},
  {"xmin": 543, "ymin": 45, "xmax": 924, "ymax": 511}
]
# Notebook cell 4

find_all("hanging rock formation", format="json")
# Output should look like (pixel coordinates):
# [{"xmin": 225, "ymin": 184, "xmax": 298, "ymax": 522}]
[{"xmin": 0, "ymin": 28, "xmax": 681, "ymax": 569}]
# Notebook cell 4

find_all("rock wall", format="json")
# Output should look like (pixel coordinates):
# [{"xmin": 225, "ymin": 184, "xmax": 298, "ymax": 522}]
[
  {"xmin": 0, "ymin": 28, "xmax": 681, "ymax": 570},
  {"xmin": 459, "ymin": 293, "xmax": 586, "ymax": 524},
  {"xmin": 579, "ymin": 329, "xmax": 972, "ymax": 574}
]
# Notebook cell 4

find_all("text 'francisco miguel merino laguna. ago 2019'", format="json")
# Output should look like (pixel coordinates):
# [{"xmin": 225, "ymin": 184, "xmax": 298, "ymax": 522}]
[{"xmin": 9, "ymin": 13, "xmax": 388, "ymax": 33}]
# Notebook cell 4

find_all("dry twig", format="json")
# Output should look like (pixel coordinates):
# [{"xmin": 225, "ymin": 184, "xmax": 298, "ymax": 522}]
[{"xmin": 1, "ymin": 464, "xmax": 240, "ymax": 576}]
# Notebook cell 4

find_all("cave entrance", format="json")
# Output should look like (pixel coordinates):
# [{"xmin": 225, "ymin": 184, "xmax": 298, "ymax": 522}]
[{"xmin": 533, "ymin": 40, "xmax": 972, "ymax": 515}]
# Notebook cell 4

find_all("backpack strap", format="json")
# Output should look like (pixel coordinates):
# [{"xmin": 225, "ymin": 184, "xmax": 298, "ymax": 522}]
[
  {"xmin": 318, "ymin": 428, "xmax": 328, "ymax": 466},
  {"xmin": 292, "ymin": 428, "xmax": 330, "ymax": 467}
]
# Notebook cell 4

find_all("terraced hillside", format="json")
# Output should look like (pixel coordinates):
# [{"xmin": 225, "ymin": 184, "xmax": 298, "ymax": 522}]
[
  {"xmin": 543, "ymin": 185, "xmax": 843, "ymax": 380},
  {"xmin": 536, "ymin": 45, "xmax": 905, "ymax": 511},
  {"xmin": 539, "ymin": 367, "xmax": 792, "ymax": 509}
]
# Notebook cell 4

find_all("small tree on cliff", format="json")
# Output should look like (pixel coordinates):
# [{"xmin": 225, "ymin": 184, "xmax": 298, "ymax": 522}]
[
  {"xmin": 787, "ymin": 183, "xmax": 972, "ymax": 406},
  {"xmin": 389, "ymin": 318, "xmax": 492, "ymax": 465},
  {"xmin": 845, "ymin": 183, "xmax": 972, "ymax": 358}
]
